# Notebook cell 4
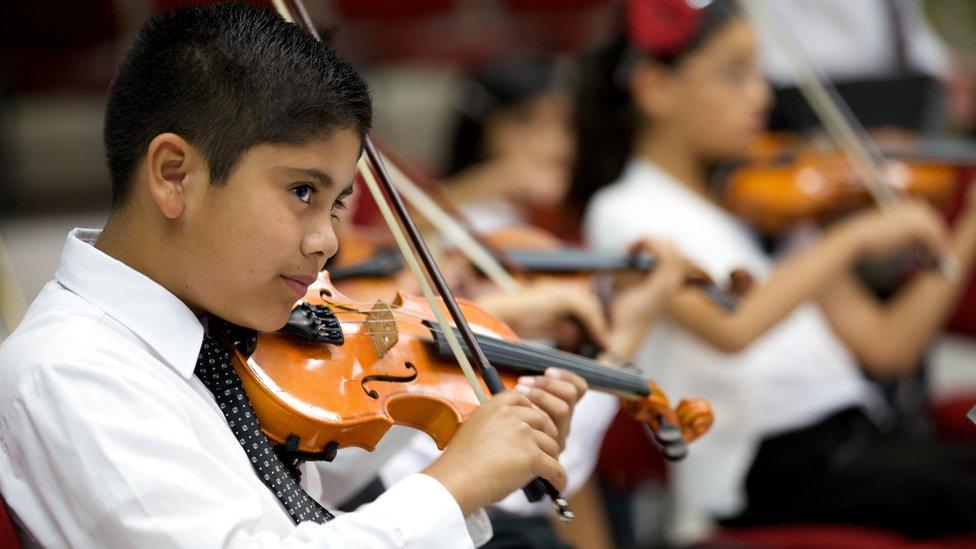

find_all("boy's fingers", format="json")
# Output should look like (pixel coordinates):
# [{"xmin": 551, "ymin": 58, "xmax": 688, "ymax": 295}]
[
  {"xmin": 532, "ymin": 452, "xmax": 568, "ymax": 492},
  {"xmin": 511, "ymin": 404, "xmax": 559, "ymax": 442}
]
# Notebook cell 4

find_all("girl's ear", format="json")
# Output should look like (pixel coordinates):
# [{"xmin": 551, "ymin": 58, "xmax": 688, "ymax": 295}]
[
  {"xmin": 630, "ymin": 60, "xmax": 677, "ymax": 121},
  {"xmin": 144, "ymin": 133, "xmax": 204, "ymax": 219}
]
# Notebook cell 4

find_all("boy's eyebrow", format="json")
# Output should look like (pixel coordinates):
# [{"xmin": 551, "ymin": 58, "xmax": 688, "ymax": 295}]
[{"xmin": 282, "ymin": 167, "xmax": 334, "ymax": 187}]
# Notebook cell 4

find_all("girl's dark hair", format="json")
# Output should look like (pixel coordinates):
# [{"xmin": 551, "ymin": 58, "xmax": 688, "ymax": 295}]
[
  {"xmin": 445, "ymin": 57, "xmax": 560, "ymax": 176},
  {"xmin": 104, "ymin": 3, "xmax": 372, "ymax": 208},
  {"xmin": 569, "ymin": 0, "xmax": 739, "ymax": 209}
]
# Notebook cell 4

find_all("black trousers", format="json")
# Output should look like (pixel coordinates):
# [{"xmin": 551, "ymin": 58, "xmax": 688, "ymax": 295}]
[
  {"xmin": 482, "ymin": 515, "xmax": 571, "ymax": 549},
  {"xmin": 721, "ymin": 407, "xmax": 976, "ymax": 538}
]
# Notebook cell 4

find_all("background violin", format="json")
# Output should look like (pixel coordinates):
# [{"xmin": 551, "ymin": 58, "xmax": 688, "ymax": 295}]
[
  {"xmin": 328, "ymin": 224, "xmax": 746, "ymax": 310},
  {"xmin": 724, "ymin": 132, "xmax": 973, "ymax": 235}
]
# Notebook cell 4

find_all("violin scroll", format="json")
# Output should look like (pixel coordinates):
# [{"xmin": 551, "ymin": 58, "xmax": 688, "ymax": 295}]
[
  {"xmin": 675, "ymin": 397, "xmax": 713, "ymax": 443},
  {"xmin": 621, "ymin": 380, "xmax": 713, "ymax": 461}
]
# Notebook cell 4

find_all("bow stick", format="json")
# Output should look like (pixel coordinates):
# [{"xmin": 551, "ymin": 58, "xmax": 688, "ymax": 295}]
[
  {"xmin": 270, "ymin": 0, "xmax": 574, "ymax": 521},
  {"xmin": 739, "ymin": 0, "xmax": 958, "ymax": 278}
]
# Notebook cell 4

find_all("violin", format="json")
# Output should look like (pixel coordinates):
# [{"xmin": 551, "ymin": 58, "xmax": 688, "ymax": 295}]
[
  {"xmin": 266, "ymin": 0, "xmax": 605, "ymax": 515},
  {"xmin": 734, "ymin": 0, "xmax": 973, "ymax": 261},
  {"xmin": 724, "ymin": 132, "xmax": 968, "ymax": 235},
  {"xmin": 484, "ymin": 225, "xmax": 745, "ymax": 310},
  {"xmin": 222, "ymin": 274, "xmax": 713, "ymax": 464},
  {"xmin": 328, "ymin": 225, "xmax": 745, "ymax": 310}
]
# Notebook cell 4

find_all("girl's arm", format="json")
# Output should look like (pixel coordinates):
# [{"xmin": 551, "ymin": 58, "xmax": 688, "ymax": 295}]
[
  {"xmin": 818, "ymin": 189, "xmax": 976, "ymax": 378},
  {"xmin": 664, "ymin": 201, "xmax": 952, "ymax": 353}
]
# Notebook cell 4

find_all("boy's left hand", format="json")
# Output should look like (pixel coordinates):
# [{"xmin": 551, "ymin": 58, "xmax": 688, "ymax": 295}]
[{"xmin": 513, "ymin": 368, "xmax": 588, "ymax": 450}]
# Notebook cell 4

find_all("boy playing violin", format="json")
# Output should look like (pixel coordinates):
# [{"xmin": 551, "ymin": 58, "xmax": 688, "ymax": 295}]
[{"xmin": 0, "ymin": 4, "xmax": 590, "ymax": 547}]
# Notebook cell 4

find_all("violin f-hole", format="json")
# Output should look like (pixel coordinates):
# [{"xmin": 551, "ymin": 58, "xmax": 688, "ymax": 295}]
[{"xmin": 360, "ymin": 362, "xmax": 418, "ymax": 399}]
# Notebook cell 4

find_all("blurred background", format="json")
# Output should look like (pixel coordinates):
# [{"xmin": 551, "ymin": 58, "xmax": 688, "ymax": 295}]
[
  {"xmin": 1, "ymin": 0, "xmax": 975, "ymax": 330},
  {"xmin": 1, "ymin": 1, "xmax": 976, "ymax": 546},
  {"xmin": 0, "ymin": 0, "xmax": 625, "ymax": 334}
]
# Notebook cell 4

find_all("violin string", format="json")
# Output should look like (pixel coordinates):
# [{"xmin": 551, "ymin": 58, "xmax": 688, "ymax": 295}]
[
  {"xmin": 423, "ymin": 325, "xmax": 651, "ymax": 394},
  {"xmin": 317, "ymin": 314, "xmax": 651, "ymax": 394},
  {"xmin": 355, "ymin": 159, "xmax": 488, "ymax": 404}
]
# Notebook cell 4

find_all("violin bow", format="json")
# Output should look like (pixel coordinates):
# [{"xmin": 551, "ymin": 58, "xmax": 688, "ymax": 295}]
[
  {"xmin": 738, "ymin": 0, "xmax": 959, "ymax": 278},
  {"xmin": 368, "ymin": 136, "xmax": 524, "ymax": 292},
  {"xmin": 270, "ymin": 0, "xmax": 574, "ymax": 521}
]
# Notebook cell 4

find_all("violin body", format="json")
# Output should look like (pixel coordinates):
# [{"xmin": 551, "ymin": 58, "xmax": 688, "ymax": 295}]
[
  {"xmin": 725, "ymin": 133, "xmax": 962, "ymax": 234},
  {"xmin": 231, "ymin": 274, "xmax": 508, "ymax": 454},
  {"xmin": 229, "ymin": 273, "xmax": 712, "ymax": 457}
]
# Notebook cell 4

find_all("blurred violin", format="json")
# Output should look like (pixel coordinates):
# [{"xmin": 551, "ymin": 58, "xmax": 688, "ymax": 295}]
[
  {"xmin": 221, "ymin": 274, "xmax": 713, "ymax": 465},
  {"xmin": 484, "ymin": 225, "xmax": 745, "ymax": 310},
  {"xmin": 328, "ymin": 225, "xmax": 745, "ymax": 310},
  {"xmin": 735, "ymin": 0, "xmax": 968, "ymax": 281},
  {"xmin": 725, "ymin": 132, "xmax": 971, "ymax": 235}
]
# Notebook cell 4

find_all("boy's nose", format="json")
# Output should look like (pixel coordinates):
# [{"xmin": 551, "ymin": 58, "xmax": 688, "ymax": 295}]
[{"xmin": 302, "ymin": 227, "xmax": 339, "ymax": 262}]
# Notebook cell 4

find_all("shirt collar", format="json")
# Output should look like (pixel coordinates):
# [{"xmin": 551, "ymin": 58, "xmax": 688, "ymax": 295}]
[
  {"xmin": 55, "ymin": 228, "xmax": 204, "ymax": 379},
  {"xmin": 621, "ymin": 157, "xmax": 696, "ymax": 197}
]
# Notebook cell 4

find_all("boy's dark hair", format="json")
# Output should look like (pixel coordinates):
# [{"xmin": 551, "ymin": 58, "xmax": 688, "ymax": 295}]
[{"xmin": 103, "ymin": 3, "xmax": 372, "ymax": 208}]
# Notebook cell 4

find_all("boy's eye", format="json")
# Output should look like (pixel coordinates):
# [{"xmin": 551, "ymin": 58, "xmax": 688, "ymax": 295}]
[
  {"xmin": 331, "ymin": 198, "xmax": 348, "ymax": 220},
  {"xmin": 291, "ymin": 184, "xmax": 314, "ymax": 204}
]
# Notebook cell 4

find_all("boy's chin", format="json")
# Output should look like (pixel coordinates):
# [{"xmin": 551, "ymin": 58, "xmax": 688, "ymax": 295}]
[{"xmin": 222, "ymin": 304, "xmax": 295, "ymax": 334}]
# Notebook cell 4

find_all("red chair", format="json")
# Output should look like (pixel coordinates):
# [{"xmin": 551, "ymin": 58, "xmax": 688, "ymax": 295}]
[
  {"xmin": 711, "ymin": 525, "xmax": 976, "ymax": 549},
  {"xmin": 334, "ymin": 0, "xmax": 455, "ymax": 20},
  {"xmin": 596, "ymin": 408, "xmax": 668, "ymax": 490},
  {"xmin": 501, "ymin": 0, "xmax": 608, "ymax": 11},
  {"xmin": 0, "ymin": 497, "xmax": 21, "ymax": 549},
  {"xmin": 930, "ymin": 395, "xmax": 976, "ymax": 442}
]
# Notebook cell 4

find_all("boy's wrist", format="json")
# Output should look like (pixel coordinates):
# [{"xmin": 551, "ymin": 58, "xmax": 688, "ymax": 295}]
[{"xmin": 422, "ymin": 461, "xmax": 478, "ymax": 517}]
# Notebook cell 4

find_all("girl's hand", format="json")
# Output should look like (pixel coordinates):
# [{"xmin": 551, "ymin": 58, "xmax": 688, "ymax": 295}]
[
  {"xmin": 475, "ymin": 280, "xmax": 609, "ymax": 348},
  {"xmin": 838, "ymin": 200, "xmax": 950, "ymax": 259},
  {"xmin": 604, "ymin": 238, "xmax": 689, "ymax": 361},
  {"xmin": 610, "ymin": 238, "xmax": 687, "ymax": 331}
]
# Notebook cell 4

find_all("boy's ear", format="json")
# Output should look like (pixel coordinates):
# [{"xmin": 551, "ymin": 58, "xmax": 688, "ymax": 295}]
[
  {"xmin": 630, "ymin": 60, "xmax": 676, "ymax": 120},
  {"xmin": 145, "ymin": 133, "xmax": 203, "ymax": 219}
]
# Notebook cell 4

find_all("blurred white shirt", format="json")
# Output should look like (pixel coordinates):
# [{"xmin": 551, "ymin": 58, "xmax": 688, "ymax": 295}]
[
  {"xmin": 584, "ymin": 159, "xmax": 885, "ymax": 519},
  {"xmin": 0, "ymin": 228, "xmax": 490, "ymax": 548},
  {"xmin": 759, "ymin": 0, "xmax": 950, "ymax": 85}
]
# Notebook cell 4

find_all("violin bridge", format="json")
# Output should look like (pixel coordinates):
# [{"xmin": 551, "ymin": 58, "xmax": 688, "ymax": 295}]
[{"xmin": 366, "ymin": 301, "xmax": 398, "ymax": 358}]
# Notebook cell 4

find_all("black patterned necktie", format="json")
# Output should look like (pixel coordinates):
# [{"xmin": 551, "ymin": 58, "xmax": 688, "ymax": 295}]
[{"xmin": 195, "ymin": 329, "xmax": 334, "ymax": 524}]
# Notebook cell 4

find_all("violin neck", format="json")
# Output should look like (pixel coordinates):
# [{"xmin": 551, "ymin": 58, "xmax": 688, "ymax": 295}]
[
  {"xmin": 424, "ymin": 321, "xmax": 651, "ymax": 396},
  {"xmin": 327, "ymin": 248, "xmax": 404, "ymax": 281},
  {"xmin": 500, "ymin": 248, "xmax": 656, "ymax": 275},
  {"xmin": 882, "ymin": 139, "xmax": 976, "ymax": 167}
]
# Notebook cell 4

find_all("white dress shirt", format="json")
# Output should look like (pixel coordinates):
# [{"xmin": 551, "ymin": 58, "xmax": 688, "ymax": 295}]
[
  {"xmin": 584, "ymin": 160, "xmax": 885, "ymax": 519},
  {"xmin": 759, "ymin": 0, "xmax": 950, "ymax": 85},
  {"xmin": 0, "ymin": 228, "xmax": 490, "ymax": 548}
]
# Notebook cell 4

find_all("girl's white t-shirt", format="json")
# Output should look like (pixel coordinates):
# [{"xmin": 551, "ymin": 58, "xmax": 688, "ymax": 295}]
[{"xmin": 584, "ymin": 158, "xmax": 884, "ymax": 518}]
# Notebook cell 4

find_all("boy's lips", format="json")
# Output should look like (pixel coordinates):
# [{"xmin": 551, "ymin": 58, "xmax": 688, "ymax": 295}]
[{"xmin": 280, "ymin": 274, "xmax": 316, "ymax": 297}]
